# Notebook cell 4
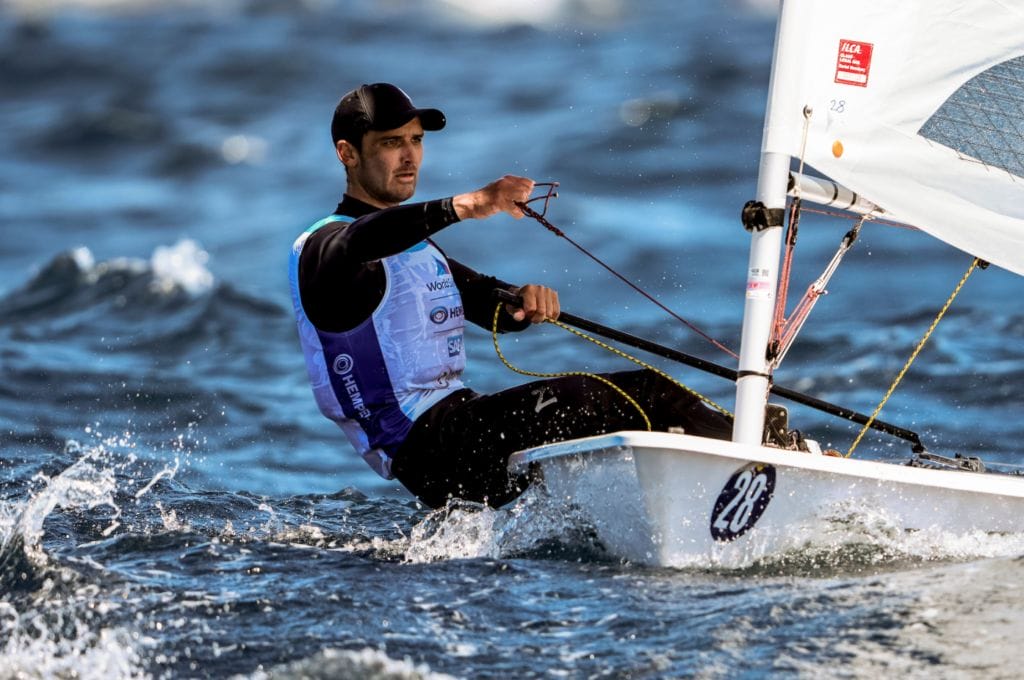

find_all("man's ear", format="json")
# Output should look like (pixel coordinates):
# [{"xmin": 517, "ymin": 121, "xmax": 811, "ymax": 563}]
[{"xmin": 336, "ymin": 140, "xmax": 358, "ymax": 168}]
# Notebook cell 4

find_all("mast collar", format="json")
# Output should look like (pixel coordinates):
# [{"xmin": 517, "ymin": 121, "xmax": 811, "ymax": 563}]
[{"xmin": 741, "ymin": 200, "xmax": 785, "ymax": 232}]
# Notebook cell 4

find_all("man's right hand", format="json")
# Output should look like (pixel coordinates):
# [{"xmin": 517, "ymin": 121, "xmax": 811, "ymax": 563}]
[{"xmin": 453, "ymin": 175, "xmax": 535, "ymax": 221}]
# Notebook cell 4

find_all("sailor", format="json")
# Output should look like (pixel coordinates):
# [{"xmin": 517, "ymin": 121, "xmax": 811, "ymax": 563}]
[{"xmin": 289, "ymin": 82, "xmax": 733, "ymax": 508}]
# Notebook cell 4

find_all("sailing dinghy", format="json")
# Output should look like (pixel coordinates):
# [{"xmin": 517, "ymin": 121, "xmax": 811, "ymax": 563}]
[{"xmin": 508, "ymin": 0, "xmax": 1024, "ymax": 568}]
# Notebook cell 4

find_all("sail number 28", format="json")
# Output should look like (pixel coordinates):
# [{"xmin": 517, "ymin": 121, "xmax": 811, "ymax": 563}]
[{"xmin": 709, "ymin": 463, "xmax": 776, "ymax": 542}]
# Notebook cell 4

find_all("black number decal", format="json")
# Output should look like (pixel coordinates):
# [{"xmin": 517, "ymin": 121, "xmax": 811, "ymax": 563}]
[{"xmin": 710, "ymin": 464, "xmax": 775, "ymax": 542}]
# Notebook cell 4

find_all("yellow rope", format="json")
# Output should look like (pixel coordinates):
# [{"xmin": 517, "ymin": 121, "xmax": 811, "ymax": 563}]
[
  {"xmin": 846, "ymin": 257, "xmax": 981, "ymax": 457},
  {"xmin": 491, "ymin": 304, "xmax": 734, "ymax": 433},
  {"xmin": 490, "ymin": 304, "xmax": 651, "ymax": 430},
  {"xmin": 545, "ymin": 317, "xmax": 733, "ymax": 417}
]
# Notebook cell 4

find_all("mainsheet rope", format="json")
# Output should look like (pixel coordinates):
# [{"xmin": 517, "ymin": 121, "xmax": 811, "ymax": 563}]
[{"xmin": 517, "ymin": 191, "xmax": 738, "ymax": 360}]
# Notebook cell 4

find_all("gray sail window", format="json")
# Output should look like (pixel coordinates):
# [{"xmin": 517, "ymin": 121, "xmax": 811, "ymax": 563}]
[{"xmin": 920, "ymin": 55, "xmax": 1024, "ymax": 180}]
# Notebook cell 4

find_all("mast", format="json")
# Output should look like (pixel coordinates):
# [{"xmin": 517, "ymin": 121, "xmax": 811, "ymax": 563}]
[{"xmin": 732, "ymin": 0, "xmax": 804, "ymax": 444}]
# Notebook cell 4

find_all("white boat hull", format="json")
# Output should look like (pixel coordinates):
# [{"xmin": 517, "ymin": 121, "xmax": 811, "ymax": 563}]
[{"xmin": 508, "ymin": 431, "xmax": 1024, "ymax": 568}]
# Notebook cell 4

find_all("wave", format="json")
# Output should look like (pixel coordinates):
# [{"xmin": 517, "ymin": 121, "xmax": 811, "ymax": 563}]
[
  {"xmin": 0, "ymin": 442, "xmax": 178, "ymax": 580},
  {"xmin": 7, "ymin": 241, "xmax": 216, "ymax": 317},
  {"xmin": 717, "ymin": 500, "xmax": 1024, "ymax": 579},
  {"xmin": 391, "ymin": 489, "xmax": 610, "ymax": 564},
  {"xmin": 0, "ymin": 444, "xmax": 167, "ymax": 679},
  {"xmin": 8, "ymin": 433, "xmax": 1022, "ymax": 679},
  {"xmin": 1, "ymin": 620, "xmax": 146, "ymax": 680},
  {"xmin": 0, "ymin": 240, "xmax": 287, "ymax": 350},
  {"xmin": 245, "ymin": 647, "xmax": 459, "ymax": 680}
]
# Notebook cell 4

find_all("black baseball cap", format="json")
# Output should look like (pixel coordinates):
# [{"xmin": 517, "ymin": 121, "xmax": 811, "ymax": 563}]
[{"xmin": 331, "ymin": 83, "xmax": 446, "ymax": 145}]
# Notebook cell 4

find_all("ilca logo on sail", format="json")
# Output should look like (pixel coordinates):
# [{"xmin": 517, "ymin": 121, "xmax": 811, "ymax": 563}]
[{"xmin": 835, "ymin": 38, "xmax": 874, "ymax": 87}]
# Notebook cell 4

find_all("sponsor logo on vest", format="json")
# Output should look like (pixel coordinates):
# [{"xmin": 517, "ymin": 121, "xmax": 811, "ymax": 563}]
[
  {"xmin": 426, "ymin": 278, "xmax": 455, "ymax": 291},
  {"xmin": 341, "ymin": 374, "xmax": 371, "ymax": 420},
  {"xmin": 332, "ymin": 353, "xmax": 354, "ymax": 375},
  {"xmin": 331, "ymin": 353, "xmax": 370, "ymax": 420},
  {"xmin": 447, "ymin": 334, "xmax": 463, "ymax": 357},
  {"xmin": 429, "ymin": 306, "xmax": 449, "ymax": 324},
  {"xmin": 434, "ymin": 258, "xmax": 450, "ymax": 276},
  {"xmin": 429, "ymin": 305, "xmax": 463, "ymax": 324}
]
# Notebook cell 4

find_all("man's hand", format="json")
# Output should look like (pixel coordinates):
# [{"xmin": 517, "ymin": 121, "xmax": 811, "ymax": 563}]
[
  {"xmin": 509, "ymin": 284, "xmax": 560, "ymax": 323},
  {"xmin": 453, "ymin": 175, "xmax": 535, "ymax": 220}
]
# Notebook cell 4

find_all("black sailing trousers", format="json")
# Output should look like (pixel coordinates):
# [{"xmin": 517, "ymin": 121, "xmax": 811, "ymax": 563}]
[{"xmin": 391, "ymin": 369, "xmax": 733, "ymax": 509}]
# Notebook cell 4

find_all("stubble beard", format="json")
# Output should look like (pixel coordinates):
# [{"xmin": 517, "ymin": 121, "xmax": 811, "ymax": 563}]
[
  {"xmin": 389, "ymin": 179, "xmax": 416, "ymax": 204},
  {"xmin": 369, "ymin": 172, "xmax": 417, "ymax": 206}
]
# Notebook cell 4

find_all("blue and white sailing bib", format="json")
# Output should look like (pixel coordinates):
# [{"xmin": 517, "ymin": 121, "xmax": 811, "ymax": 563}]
[{"xmin": 289, "ymin": 216, "xmax": 466, "ymax": 479}]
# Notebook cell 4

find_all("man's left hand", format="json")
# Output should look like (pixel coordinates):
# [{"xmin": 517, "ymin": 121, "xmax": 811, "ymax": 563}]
[{"xmin": 510, "ymin": 284, "xmax": 560, "ymax": 323}]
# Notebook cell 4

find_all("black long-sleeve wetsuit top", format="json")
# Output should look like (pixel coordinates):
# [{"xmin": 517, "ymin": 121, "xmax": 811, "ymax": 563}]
[{"xmin": 297, "ymin": 194, "xmax": 528, "ymax": 335}]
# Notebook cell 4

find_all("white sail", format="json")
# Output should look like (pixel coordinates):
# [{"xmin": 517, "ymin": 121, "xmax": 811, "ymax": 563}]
[
  {"xmin": 764, "ymin": 0, "xmax": 1024, "ymax": 275},
  {"xmin": 504, "ymin": 0, "xmax": 1024, "ymax": 570}
]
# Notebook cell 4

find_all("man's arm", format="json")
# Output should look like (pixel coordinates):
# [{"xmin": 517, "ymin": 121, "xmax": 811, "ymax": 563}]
[
  {"xmin": 300, "ymin": 175, "xmax": 552, "ymax": 331},
  {"xmin": 309, "ymin": 199, "xmax": 460, "ymax": 268},
  {"xmin": 451, "ymin": 175, "xmax": 561, "ymax": 324},
  {"xmin": 447, "ymin": 258, "xmax": 528, "ymax": 332},
  {"xmin": 452, "ymin": 175, "xmax": 535, "ymax": 221},
  {"xmin": 300, "ymin": 199, "xmax": 461, "ymax": 331},
  {"xmin": 449, "ymin": 257, "xmax": 561, "ymax": 331},
  {"xmin": 306, "ymin": 174, "xmax": 536, "ymax": 279}
]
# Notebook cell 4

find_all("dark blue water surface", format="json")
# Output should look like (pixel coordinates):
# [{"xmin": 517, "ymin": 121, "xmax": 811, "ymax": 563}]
[{"xmin": 4, "ymin": 1, "xmax": 1024, "ymax": 677}]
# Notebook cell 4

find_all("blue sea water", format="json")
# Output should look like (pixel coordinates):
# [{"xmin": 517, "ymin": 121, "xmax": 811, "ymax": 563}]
[{"xmin": 4, "ymin": 0, "xmax": 1024, "ymax": 677}]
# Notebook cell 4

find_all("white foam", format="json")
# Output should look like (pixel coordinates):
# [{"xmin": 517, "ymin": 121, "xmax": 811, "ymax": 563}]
[
  {"xmin": 69, "ymin": 246, "xmax": 97, "ymax": 272},
  {"xmin": 0, "ymin": 443, "xmax": 168, "ymax": 680},
  {"xmin": 244, "ymin": 647, "xmax": 458, "ymax": 680},
  {"xmin": 0, "ymin": 620, "xmax": 148, "ymax": 680},
  {"xmin": 394, "ymin": 486, "xmax": 1024, "ymax": 570},
  {"xmin": 40, "ymin": 239, "xmax": 214, "ymax": 297},
  {"xmin": 149, "ymin": 239, "xmax": 214, "ymax": 296},
  {"xmin": 397, "ymin": 487, "xmax": 592, "ymax": 563},
  {"xmin": 2, "ymin": 451, "xmax": 119, "ymax": 566},
  {"xmin": 744, "ymin": 500, "xmax": 1024, "ymax": 573}
]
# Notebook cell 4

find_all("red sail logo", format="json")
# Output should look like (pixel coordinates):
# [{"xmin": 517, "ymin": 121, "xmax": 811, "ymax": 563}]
[{"xmin": 835, "ymin": 39, "xmax": 874, "ymax": 87}]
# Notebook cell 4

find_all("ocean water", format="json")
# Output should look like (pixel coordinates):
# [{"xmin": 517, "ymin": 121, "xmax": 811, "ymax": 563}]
[{"xmin": 4, "ymin": 0, "xmax": 1024, "ymax": 677}]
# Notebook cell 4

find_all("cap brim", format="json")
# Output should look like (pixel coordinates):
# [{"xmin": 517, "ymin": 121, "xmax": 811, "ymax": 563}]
[
  {"xmin": 414, "ymin": 108, "xmax": 446, "ymax": 131},
  {"xmin": 372, "ymin": 107, "xmax": 446, "ymax": 133}
]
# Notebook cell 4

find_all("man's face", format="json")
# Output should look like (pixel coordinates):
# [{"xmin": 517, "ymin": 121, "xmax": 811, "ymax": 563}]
[{"xmin": 342, "ymin": 117, "xmax": 425, "ymax": 208}]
